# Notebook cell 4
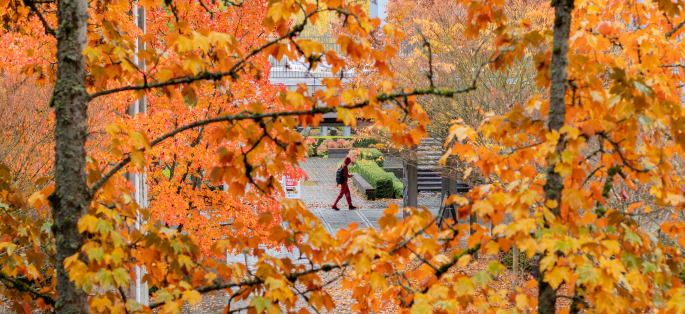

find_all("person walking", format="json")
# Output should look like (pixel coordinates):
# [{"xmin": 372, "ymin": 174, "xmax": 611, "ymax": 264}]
[{"xmin": 333, "ymin": 157, "xmax": 356, "ymax": 210}]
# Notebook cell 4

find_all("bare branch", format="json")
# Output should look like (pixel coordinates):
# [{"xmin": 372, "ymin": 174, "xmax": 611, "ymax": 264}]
[
  {"xmin": 418, "ymin": 30, "xmax": 435, "ymax": 88},
  {"xmin": 88, "ymin": 6, "xmax": 382, "ymax": 100},
  {"xmin": 22, "ymin": 0, "xmax": 56, "ymax": 36},
  {"xmin": 666, "ymin": 20, "xmax": 685, "ymax": 38}
]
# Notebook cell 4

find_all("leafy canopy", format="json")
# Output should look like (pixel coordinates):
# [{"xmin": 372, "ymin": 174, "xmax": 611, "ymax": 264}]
[{"xmin": 0, "ymin": 0, "xmax": 685, "ymax": 313}]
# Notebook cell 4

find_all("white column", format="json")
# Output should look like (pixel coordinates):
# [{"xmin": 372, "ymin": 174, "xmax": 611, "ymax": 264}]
[
  {"xmin": 321, "ymin": 126, "xmax": 328, "ymax": 136},
  {"xmin": 343, "ymin": 126, "xmax": 351, "ymax": 137},
  {"xmin": 133, "ymin": 4, "xmax": 149, "ymax": 307}
]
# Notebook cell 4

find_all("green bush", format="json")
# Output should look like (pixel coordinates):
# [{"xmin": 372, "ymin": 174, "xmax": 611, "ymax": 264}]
[
  {"xmin": 356, "ymin": 160, "xmax": 394, "ymax": 199},
  {"xmin": 307, "ymin": 143, "xmax": 316, "ymax": 157},
  {"xmin": 349, "ymin": 148, "xmax": 383, "ymax": 167},
  {"xmin": 389, "ymin": 173, "xmax": 403, "ymax": 199},
  {"xmin": 352, "ymin": 137, "xmax": 379, "ymax": 148}
]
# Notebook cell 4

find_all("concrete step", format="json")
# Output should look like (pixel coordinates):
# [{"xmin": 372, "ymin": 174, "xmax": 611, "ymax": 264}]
[
  {"xmin": 418, "ymin": 181, "xmax": 442, "ymax": 186},
  {"xmin": 418, "ymin": 170, "xmax": 439, "ymax": 174},
  {"xmin": 418, "ymin": 172, "xmax": 440, "ymax": 176},
  {"xmin": 418, "ymin": 186, "xmax": 441, "ymax": 191}
]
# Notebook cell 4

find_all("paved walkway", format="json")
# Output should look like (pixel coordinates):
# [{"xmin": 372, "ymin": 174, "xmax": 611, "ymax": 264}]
[
  {"xmin": 301, "ymin": 158, "xmax": 442, "ymax": 232},
  {"xmin": 225, "ymin": 158, "xmax": 442, "ymax": 264},
  {"xmin": 201, "ymin": 158, "xmax": 445, "ymax": 313}
]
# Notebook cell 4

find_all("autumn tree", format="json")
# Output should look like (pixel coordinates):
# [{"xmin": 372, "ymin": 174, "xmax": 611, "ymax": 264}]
[
  {"xmin": 386, "ymin": 0, "xmax": 549, "ymax": 131},
  {"xmin": 2, "ymin": 0, "xmax": 685, "ymax": 313},
  {"xmin": 0, "ymin": 0, "xmax": 437, "ymax": 312},
  {"xmin": 111, "ymin": 0, "xmax": 300, "ymax": 252}
]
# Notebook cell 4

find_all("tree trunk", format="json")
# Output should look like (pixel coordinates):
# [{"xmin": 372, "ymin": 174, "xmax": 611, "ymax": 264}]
[
  {"xmin": 49, "ymin": 0, "xmax": 90, "ymax": 310},
  {"xmin": 405, "ymin": 160, "xmax": 417, "ymax": 218},
  {"xmin": 469, "ymin": 213, "xmax": 478, "ymax": 260},
  {"xmin": 513, "ymin": 247, "xmax": 519, "ymax": 289},
  {"xmin": 538, "ymin": 0, "xmax": 574, "ymax": 312}
]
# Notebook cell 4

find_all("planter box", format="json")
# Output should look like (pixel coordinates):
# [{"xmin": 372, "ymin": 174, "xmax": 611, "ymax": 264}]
[
  {"xmin": 352, "ymin": 174, "xmax": 375, "ymax": 200},
  {"xmin": 383, "ymin": 167, "xmax": 403, "ymax": 179},
  {"xmin": 328, "ymin": 147, "xmax": 351, "ymax": 158}
]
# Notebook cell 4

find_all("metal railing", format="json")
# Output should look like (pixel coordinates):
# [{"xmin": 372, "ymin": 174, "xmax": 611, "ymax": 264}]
[
  {"xmin": 268, "ymin": 34, "xmax": 353, "ymax": 79},
  {"xmin": 267, "ymin": 33, "xmax": 413, "ymax": 79}
]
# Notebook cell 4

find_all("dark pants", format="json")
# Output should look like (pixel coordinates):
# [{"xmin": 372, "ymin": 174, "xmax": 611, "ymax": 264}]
[{"xmin": 334, "ymin": 183, "xmax": 352, "ymax": 206}]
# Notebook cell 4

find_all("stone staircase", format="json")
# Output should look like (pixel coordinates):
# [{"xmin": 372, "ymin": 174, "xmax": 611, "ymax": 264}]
[{"xmin": 417, "ymin": 138, "xmax": 443, "ymax": 192}]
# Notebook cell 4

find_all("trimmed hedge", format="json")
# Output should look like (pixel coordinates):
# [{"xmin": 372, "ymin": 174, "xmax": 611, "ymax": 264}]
[
  {"xmin": 349, "ymin": 148, "xmax": 384, "ymax": 167},
  {"xmin": 353, "ymin": 137, "xmax": 379, "ymax": 148},
  {"xmin": 357, "ymin": 160, "xmax": 394, "ymax": 199},
  {"xmin": 389, "ymin": 173, "xmax": 403, "ymax": 199}
]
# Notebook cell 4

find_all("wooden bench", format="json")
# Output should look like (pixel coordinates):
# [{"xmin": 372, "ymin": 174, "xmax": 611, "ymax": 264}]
[{"xmin": 351, "ymin": 174, "xmax": 375, "ymax": 200}]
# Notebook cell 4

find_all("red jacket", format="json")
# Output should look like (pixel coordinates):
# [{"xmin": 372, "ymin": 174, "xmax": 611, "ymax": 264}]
[{"xmin": 341, "ymin": 165, "xmax": 353, "ymax": 183}]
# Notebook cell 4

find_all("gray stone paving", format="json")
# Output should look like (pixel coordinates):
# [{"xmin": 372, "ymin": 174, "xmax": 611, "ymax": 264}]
[
  {"xmin": 300, "ymin": 157, "xmax": 442, "ymax": 212},
  {"xmin": 301, "ymin": 157, "xmax": 443, "ymax": 233},
  {"xmin": 300, "ymin": 158, "xmax": 382, "ymax": 209},
  {"xmin": 195, "ymin": 158, "xmax": 449, "ymax": 313},
  {"xmin": 225, "ymin": 158, "xmax": 444, "ymax": 266}
]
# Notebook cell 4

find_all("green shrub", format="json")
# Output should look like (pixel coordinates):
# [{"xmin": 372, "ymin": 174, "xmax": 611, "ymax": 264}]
[
  {"xmin": 348, "ymin": 148, "xmax": 383, "ymax": 167},
  {"xmin": 307, "ymin": 142, "xmax": 316, "ymax": 157},
  {"xmin": 356, "ymin": 160, "xmax": 394, "ymax": 199},
  {"xmin": 352, "ymin": 137, "xmax": 379, "ymax": 148},
  {"xmin": 389, "ymin": 173, "xmax": 403, "ymax": 199}
]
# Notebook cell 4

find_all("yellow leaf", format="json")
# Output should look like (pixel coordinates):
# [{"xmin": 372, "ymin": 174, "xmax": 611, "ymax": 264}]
[
  {"xmin": 27, "ymin": 264, "xmax": 41, "ymax": 281},
  {"xmin": 544, "ymin": 266, "xmax": 569, "ymax": 289},
  {"xmin": 457, "ymin": 254, "xmax": 472, "ymax": 267},
  {"xmin": 554, "ymin": 162, "xmax": 572, "ymax": 178},
  {"xmin": 545, "ymin": 200, "xmax": 558, "ymax": 209},
  {"xmin": 78, "ymin": 215, "xmax": 99, "ymax": 233},
  {"xmin": 91, "ymin": 297, "xmax": 112, "ymax": 313},
  {"xmin": 455, "ymin": 277, "xmax": 475, "ymax": 296},
  {"xmin": 130, "ymin": 150, "xmax": 145, "ymax": 169},
  {"xmin": 515, "ymin": 293, "xmax": 529, "ymax": 310},
  {"xmin": 410, "ymin": 301, "xmax": 432, "ymax": 314},
  {"xmin": 485, "ymin": 241, "xmax": 500, "ymax": 256},
  {"xmin": 162, "ymin": 300, "xmax": 182, "ymax": 314},
  {"xmin": 472, "ymin": 200, "xmax": 494, "ymax": 216},
  {"xmin": 183, "ymin": 290, "xmax": 203, "ymax": 305},
  {"xmin": 625, "ymin": 270, "xmax": 647, "ymax": 292},
  {"xmin": 595, "ymin": 291, "xmax": 617, "ymax": 313},
  {"xmin": 338, "ymin": 108, "xmax": 356, "ymax": 128},
  {"xmin": 130, "ymin": 131, "xmax": 151, "ymax": 150},
  {"xmin": 82, "ymin": 47, "xmax": 101, "ymax": 63}
]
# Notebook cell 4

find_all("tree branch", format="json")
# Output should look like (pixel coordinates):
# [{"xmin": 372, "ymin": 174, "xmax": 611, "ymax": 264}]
[
  {"xmin": 88, "ymin": 85, "xmax": 478, "ymax": 196},
  {"xmin": 0, "ymin": 270, "xmax": 55, "ymax": 306},
  {"xmin": 148, "ymin": 210, "xmax": 479, "ymax": 311},
  {"xmin": 666, "ymin": 20, "xmax": 685, "ymax": 38},
  {"xmin": 147, "ymin": 263, "xmax": 346, "ymax": 310},
  {"xmin": 22, "ymin": 0, "xmax": 56, "ymax": 36},
  {"xmin": 88, "ymin": 4, "xmax": 322, "ymax": 100}
]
